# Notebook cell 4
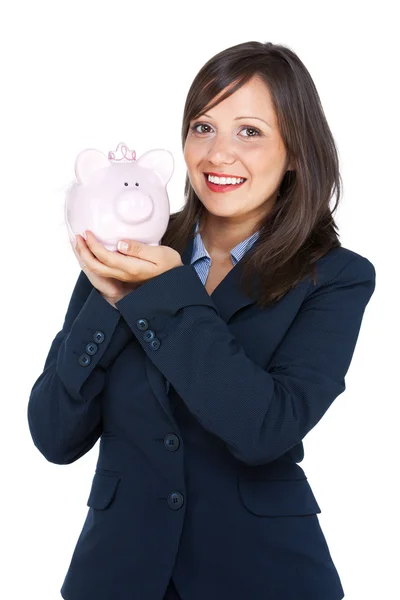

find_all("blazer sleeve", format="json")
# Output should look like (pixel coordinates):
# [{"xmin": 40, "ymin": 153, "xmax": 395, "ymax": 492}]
[
  {"xmin": 27, "ymin": 270, "xmax": 133, "ymax": 464},
  {"xmin": 115, "ymin": 255, "xmax": 376, "ymax": 466}
]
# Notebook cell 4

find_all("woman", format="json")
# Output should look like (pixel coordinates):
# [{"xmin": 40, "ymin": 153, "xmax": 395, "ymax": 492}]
[{"xmin": 28, "ymin": 41, "xmax": 376, "ymax": 600}]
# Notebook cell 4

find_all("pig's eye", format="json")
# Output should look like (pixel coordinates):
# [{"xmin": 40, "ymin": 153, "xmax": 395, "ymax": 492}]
[
  {"xmin": 124, "ymin": 182, "xmax": 128, "ymax": 186},
  {"xmin": 135, "ymin": 183, "xmax": 139, "ymax": 186}
]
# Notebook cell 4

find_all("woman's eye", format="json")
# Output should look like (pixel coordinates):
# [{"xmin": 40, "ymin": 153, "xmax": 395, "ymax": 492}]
[
  {"xmin": 190, "ymin": 123, "xmax": 212, "ymax": 134},
  {"xmin": 190, "ymin": 123, "xmax": 261, "ymax": 138},
  {"xmin": 240, "ymin": 127, "xmax": 261, "ymax": 138}
]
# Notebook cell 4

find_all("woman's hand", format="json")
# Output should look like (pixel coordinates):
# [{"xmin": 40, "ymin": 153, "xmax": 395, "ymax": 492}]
[
  {"xmin": 70, "ymin": 234, "xmax": 140, "ymax": 306},
  {"xmin": 71, "ymin": 230, "xmax": 183, "ymax": 304}
]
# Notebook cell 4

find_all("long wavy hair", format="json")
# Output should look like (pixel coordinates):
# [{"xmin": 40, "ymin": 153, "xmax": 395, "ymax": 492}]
[{"xmin": 161, "ymin": 41, "xmax": 342, "ymax": 309}]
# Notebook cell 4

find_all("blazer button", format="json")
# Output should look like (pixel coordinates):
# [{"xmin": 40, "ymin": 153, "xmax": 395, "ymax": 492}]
[
  {"xmin": 93, "ymin": 331, "xmax": 105, "ymax": 343},
  {"xmin": 137, "ymin": 319, "xmax": 149, "ymax": 331},
  {"xmin": 78, "ymin": 353, "xmax": 91, "ymax": 366},
  {"xmin": 164, "ymin": 433, "xmax": 180, "ymax": 451},
  {"xmin": 143, "ymin": 330, "xmax": 155, "ymax": 342},
  {"xmin": 86, "ymin": 342, "xmax": 98, "ymax": 355},
  {"xmin": 149, "ymin": 339, "xmax": 160, "ymax": 350},
  {"xmin": 168, "ymin": 492, "xmax": 184, "ymax": 510}
]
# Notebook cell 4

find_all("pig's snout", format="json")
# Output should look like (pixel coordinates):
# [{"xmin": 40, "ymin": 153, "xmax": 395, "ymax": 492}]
[{"xmin": 115, "ymin": 190, "xmax": 154, "ymax": 224}]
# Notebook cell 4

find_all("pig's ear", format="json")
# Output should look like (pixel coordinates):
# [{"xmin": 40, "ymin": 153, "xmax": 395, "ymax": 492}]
[
  {"xmin": 75, "ymin": 149, "xmax": 110, "ymax": 184},
  {"xmin": 136, "ymin": 149, "xmax": 174, "ymax": 186}
]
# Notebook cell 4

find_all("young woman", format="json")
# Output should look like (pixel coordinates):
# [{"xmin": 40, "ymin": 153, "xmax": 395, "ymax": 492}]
[{"xmin": 28, "ymin": 41, "xmax": 376, "ymax": 600}]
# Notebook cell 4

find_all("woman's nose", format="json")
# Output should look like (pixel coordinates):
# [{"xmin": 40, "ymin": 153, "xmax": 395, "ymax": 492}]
[{"xmin": 207, "ymin": 134, "xmax": 237, "ymax": 161}]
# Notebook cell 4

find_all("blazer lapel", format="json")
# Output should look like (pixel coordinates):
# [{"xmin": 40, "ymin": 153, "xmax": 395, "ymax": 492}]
[
  {"xmin": 146, "ymin": 223, "xmax": 262, "ymax": 424},
  {"xmin": 181, "ymin": 223, "xmax": 262, "ymax": 323}
]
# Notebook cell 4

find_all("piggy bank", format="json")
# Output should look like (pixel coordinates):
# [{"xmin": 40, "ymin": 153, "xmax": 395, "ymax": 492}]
[{"xmin": 64, "ymin": 142, "xmax": 174, "ymax": 251}]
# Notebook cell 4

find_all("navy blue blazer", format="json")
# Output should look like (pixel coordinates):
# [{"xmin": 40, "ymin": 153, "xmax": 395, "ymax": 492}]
[{"xmin": 28, "ymin": 225, "xmax": 376, "ymax": 600}]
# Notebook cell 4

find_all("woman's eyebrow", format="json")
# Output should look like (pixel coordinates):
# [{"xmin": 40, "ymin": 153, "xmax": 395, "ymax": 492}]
[{"xmin": 201, "ymin": 113, "xmax": 272, "ymax": 128}]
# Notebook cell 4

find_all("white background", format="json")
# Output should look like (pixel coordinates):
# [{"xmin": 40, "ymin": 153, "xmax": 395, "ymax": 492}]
[{"xmin": 1, "ymin": 1, "xmax": 398, "ymax": 598}]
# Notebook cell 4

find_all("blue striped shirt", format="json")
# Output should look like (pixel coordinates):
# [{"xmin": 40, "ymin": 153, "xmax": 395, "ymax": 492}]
[{"xmin": 190, "ymin": 219, "xmax": 261, "ymax": 284}]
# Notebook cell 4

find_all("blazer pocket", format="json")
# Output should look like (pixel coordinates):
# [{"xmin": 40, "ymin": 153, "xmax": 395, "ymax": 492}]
[
  {"xmin": 238, "ymin": 477, "xmax": 321, "ymax": 517},
  {"xmin": 87, "ymin": 471, "xmax": 121, "ymax": 510}
]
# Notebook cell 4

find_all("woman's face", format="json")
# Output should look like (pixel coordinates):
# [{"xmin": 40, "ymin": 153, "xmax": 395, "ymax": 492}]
[{"xmin": 184, "ymin": 75, "xmax": 291, "ymax": 222}]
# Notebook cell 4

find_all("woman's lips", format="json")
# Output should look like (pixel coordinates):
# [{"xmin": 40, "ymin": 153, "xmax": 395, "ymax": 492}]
[{"xmin": 203, "ymin": 173, "xmax": 246, "ymax": 193}]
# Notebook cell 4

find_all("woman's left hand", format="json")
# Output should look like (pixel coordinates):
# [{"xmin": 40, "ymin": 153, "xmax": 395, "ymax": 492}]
[{"xmin": 75, "ymin": 230, "xmax": 184, "ymax": 290}]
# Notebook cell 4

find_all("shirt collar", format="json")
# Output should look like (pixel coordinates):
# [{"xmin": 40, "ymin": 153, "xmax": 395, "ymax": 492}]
[{"xmin": 191, "ymin": 218, "xmax": 261, "ymax": 265}]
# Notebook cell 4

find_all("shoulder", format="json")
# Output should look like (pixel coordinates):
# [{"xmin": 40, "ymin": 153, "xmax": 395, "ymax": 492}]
[{"xmin": 307, "ymin": 245, "xmax": 376, "ymax": 295}]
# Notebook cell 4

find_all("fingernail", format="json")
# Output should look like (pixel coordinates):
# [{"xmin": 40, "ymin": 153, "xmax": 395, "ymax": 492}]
[{"xmin": 118, "ymin": 241, "xmax": 128, "ymax": 251}]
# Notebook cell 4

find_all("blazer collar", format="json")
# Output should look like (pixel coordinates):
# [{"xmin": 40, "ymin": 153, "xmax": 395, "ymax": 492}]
[{"xmin": 180, "ymin": 222, "xmax": 262, "ymax": 323}]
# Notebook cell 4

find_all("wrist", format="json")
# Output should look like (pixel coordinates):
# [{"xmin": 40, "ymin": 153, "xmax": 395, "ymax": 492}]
[{"xmin": 101, "ymin": 294, "xmax": 119, "ymax": 309}]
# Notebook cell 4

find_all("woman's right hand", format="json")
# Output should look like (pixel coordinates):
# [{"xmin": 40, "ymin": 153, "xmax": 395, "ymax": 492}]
[{"xmin": 70, "ymin": 234, "xmax": 139, "ymax": 306}]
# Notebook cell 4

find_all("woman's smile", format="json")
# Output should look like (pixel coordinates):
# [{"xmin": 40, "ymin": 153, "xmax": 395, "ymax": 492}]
[{"xmin": 203, "ymin": 172, "xmax": 247, "ymax": 193}]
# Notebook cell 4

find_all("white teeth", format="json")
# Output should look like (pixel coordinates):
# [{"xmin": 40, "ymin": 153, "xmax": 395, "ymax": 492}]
[{"xmin": 207, "ymin": 174, "xmax": 245, "ymax": 185}]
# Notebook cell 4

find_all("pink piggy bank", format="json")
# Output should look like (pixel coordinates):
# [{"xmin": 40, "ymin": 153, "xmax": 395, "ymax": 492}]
[{"xmin": 65, "ymin": 142, "xmax": 174, "ymax": 251}]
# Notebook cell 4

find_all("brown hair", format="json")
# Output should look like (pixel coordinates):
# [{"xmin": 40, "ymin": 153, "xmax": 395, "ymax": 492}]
[{"xmin": 161, "ymin": 41, "xmax": 342, "ymax": 309}]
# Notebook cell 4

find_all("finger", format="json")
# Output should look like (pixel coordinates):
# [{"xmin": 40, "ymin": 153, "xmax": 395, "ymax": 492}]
[
  {"xmin": 75, "ymin": 233, "xmax": 107, "ymax": 272},
  {"xmin": 77, "ymin": 232, "xmax": 140, "ymax": 281},
  {"xmin": 85, "ymin": 230, "xmax": 153, "ymax": 277},
  {"xmin": 71, "ymin": 235, "xmax": 89, "ymax": 270},
  {"xmin": 84, "ymin": 230, "xmax": 132, "ymax": 268},
  {"xmin": 115, "ymin": 236, "xmax": 158, "ymax": 265}
]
